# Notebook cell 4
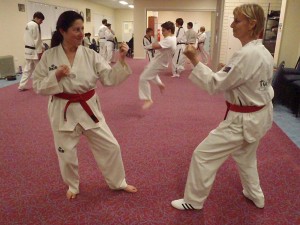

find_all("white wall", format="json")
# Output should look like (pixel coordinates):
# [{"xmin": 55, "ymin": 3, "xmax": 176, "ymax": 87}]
[
  {"xmin": 0, "ymin": 0, "xmax": 115, "ymax": 70},
  {"xmin": 220, "ymin": 0, "xmax": 282, "ymax": 64},
  {"xmin": 114, "ymin": 9, "xmax": 134, "ymax": 42}
]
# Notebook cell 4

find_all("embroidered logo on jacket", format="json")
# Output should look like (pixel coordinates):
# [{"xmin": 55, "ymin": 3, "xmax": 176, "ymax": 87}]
[
  {"xmin": 58, "ymin": 147, "xmax": 65, "ymax": 153},
  {"xmin": 259, "ymin": 79, "xmax": 272, "ymax": 91},
  {"xmin": 49, "ymin": 64, "xmax": 57, "ymax": 71}
]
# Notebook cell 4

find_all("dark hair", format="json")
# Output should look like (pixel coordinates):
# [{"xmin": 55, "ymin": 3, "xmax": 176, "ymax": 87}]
[
  {"xmin": 187, "ymin": 22, "xmax": 193, "ymax": 28},
  {"xmin": 107, "ymin": 23, "xmax": 111, "ymax": 28},
  {"xmin": 102, "ymin": 19, "xmax": 107, "ymax": 25},
  {"xmin": 146, "ymin": 28, "xmax": 153, "ymax": 33},
  {"xmin": 176, "ymin": 18, "xmax": 184, "ymax": 26},
  {"xmin": 33, "ymin": 12, "xmax": 45, "ymax": 20},
  {"xmin": 51, "ymin": 11, "xmax": 84, "ymax": 48},
  {"xmin": 161, "ymin": 21, "xmax": 175, "ymax": 34}
]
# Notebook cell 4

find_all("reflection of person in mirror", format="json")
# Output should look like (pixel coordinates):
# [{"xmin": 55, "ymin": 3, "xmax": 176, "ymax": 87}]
[{"xmin": 33, "ymin": 11, "xmax": 137, "ymax": 200}]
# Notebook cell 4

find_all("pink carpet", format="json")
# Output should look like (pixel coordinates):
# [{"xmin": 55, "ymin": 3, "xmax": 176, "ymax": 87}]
[{"xmin": 0, "ymin": 58, "xmax": 299, "ymax": 224}]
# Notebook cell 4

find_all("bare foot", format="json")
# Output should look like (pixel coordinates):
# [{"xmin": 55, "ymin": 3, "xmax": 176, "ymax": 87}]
[
  {"xmin": 124, "ymin": 185, "xmax": 138, "ymax": 193},
  {"xmin": 66, "ymin": 190, "xmax": 77, "ymax": 200},
  {"xmin": 142, "ymin": 100, "xmax": 153, "ymax": 110},
  {"xmin": 158, "ymin": 83, "xmax": 165, "ymax": 94}
]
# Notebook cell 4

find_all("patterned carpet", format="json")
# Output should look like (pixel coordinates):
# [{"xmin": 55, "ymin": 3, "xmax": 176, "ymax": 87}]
[{"xmin": 0, "ymin": 58, "xmax": 299, "ymax": 224}]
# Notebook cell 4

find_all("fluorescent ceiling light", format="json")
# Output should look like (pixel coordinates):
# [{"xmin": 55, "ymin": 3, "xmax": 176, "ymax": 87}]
[
  {"xmin": 119, "ymin": 1, "xmax": 128, "ymax": 5},
  {"xmin": 128, "ymin": 5, "xmax": 134, "ymax": 8}
]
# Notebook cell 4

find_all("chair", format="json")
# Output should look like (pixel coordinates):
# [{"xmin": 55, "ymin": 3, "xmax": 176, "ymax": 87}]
[
  {"xmin": 126, "ymin": 37, "xmax": 134, "ymax": 58},
  {"xmin": 272, "ymin": 61, "xmax": 285, "ymax": 103},
  {"xmin": 282, "ymin": 56, "xmax": 300, "ymax": 75}
]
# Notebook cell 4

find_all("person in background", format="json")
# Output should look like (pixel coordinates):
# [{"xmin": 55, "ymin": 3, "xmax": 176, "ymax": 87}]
[
  {"xmin": 139, "ymin": 21, "xmax": 176, "ymax": 109},
  {"xmin": 83, "ymin": 32, "xmax": 91, "ymax": 48},
  {"xmin": 143, "ymin": 28, "xmax": 156, "ymax": 61},
  {"xmin": 185, "ymin": 22, "xmax": 198, "ymax": 48},
  {"xmin": 197, "ymin": 26, "xmax": 209, "ymax": 65},
  {"xmin": 172, "ymin": 18, "xmax": 187, "ymax": 78},
  {"xmin": 105, "ymin": 23, "xmax": 115, "ymax": 64},
  {"xmin": 98, "ymin": 19, "xmax": 108, "ymax": 58},
  {"xmin": 33, "ymin": 11, "xmax": 137, "ymax": 200},
  {"xmin": 18, "ymin": 12, "xmax": 45, "ymax": 91},
  {"xmin": 172, "ymin": 3, "xmax": 274, "ymax": 210}
]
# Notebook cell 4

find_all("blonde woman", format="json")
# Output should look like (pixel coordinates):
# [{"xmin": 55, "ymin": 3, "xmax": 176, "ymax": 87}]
[{"xmin": 172, "ymin": 4, "xmax": 274, "ymax": 210}]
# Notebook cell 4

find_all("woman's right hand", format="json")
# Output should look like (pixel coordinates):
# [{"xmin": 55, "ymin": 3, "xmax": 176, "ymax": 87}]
[{"xmin": 55, "ymin": 65, "xmax": 70, "ymax": 81}]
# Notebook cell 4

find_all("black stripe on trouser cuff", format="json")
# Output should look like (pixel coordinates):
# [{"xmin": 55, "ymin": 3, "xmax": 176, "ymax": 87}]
[
  {"xmin": 182, "ymin": 203, "xmax": 195, "ymax": 210},
  {"xmin": 176, "ymin": 49, "xmax": 182, "ymax": 74}
]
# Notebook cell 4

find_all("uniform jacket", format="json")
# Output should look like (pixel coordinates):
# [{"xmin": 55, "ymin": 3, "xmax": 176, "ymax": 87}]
[
  {"xmin": 24, "ymin": 20, "xmax": 43, "ymax": 59},
  {"xmin": 189, "ymin": 40, "xmax": 274, "ymax": 142},
  {"xmin": 185, "ymin": 29, "xmax": 198, "ymax": 44},
  {"xmin": 98, "ymin": 25, "xmax": 108, "ymax": 43},
  {"xmin": 33, "ymin": 44, "xmax": 132, "ymax": 131}
]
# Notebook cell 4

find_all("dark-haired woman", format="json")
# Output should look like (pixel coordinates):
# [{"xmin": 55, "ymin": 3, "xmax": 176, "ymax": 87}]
[{"xmin": 33, "ymin": 11, "xmax": 137, "ymax": 200}]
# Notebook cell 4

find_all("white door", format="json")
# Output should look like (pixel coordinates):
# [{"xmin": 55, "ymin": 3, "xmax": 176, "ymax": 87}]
[
  {"xmin": 122, "ymin": 21, "xmax": 134, "ymax": 42},
  {"xmin": 226, "ymin": 16, "xmax": 242, "ymax": 64}
]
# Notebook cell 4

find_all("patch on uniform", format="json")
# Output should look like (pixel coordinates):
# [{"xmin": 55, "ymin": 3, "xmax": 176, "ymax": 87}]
[
  {"xmin": 49, "ymin": 64, "xmax": 57, "ymax": 71},
  {"xmin": 223, "ymin": 66, "xmax": 231, "ymax": 73},
  {"xmin": 58, "ymin": 147, "xmax": 65, "ymax": 153}
]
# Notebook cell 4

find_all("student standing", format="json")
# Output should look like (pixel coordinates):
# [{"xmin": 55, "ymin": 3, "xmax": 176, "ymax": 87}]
[
  {"xmin": 98, "ymin": 19, "xmax": 108, "ymax": 58},
  {"xmin": 33, "ymin": 11, "xmax": 137, "ymax": 200},
  {"xmin": 139, "ymin": 21, "xmax": 176, "ymax": 109},
  {"xmin": 172, "ymin": 3, "xmax": 273, "ymax": 210},
  {"xmin": 172, "ymin": 18, "xmax": 187, "ymax": 78},
  {"xmin": 18, "ymin": 12, "xmax": 45, "ymax": 91},
  {"xmin": 82, "ymin": 32, "xmax": 91, "ymax": 47},
  {"xmin": 143, "ymin": 28, "xmax": 156, "ymax": 61},
  {"xmin": 185, "ymin": 22, "xmax": 198, "ymax": 48},
  {"xmin": 105, "ymin": 23, "xmax": 115, "ymax": 64},
  {"xmin": 197, "ymin": 26, "xmax": 209, "ymax": 65}
]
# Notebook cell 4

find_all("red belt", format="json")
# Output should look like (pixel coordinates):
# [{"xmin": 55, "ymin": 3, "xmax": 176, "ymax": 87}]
[
  {"xmin": 224, "ymin": 101, "xmax": 265, "ymax": 120},
  {"xmin": 54, "ymin": 89, "xmax": 99, "ymax": 123}
]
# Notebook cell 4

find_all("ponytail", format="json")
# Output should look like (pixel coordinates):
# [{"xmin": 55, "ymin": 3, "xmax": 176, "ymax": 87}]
[{"xmin": 51, "ymin": 30, "xmax": 63, "ymax": 48}]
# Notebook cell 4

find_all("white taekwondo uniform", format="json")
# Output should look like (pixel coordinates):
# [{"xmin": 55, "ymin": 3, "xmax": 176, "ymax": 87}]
[
  {"xmin": 172, "ymin": 27, "xmax": 187, "ymax": 76},
  {"xmin": 83, "ymin": 37, "xmax": 91, "ymax": 48},
  {"xmin": 197, "ymin": 31, "xmax": 209, "ymax": 64},
  {"xmin": 143, "ymin": 35, "xmax": 156, "ymax": 61},
  {"xmin": 33, "ymin": 45, "xmax": 132, "ymax": 195},
  {"xmin": 105, "ymin": 29, "xmax": 115, "ymax": 63},
  {"xmin": 139, "ymin": 36, "xmax": 176, "ymax": 100},
  {"xmin": 183, "ymin": 40, "xmax": 274, "ymax": 209},
  {"xmin": 98, "ymin": 24, "xmax": 108, "ymax": 58},
  {"xmin": 185, "ymin": 28, "xmax": 198, "ymax": 48},
  {"xmin": 19, "ymin": 20, "xmax": 43, "ymax": 90}
]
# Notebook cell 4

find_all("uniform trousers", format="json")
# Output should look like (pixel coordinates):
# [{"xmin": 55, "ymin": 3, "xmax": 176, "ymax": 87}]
[
  {"xmin": 198, "ymin": 43, "xmax": 209, "ymax": 64},
  {"xmin": 139, "ymin": 65, "xmax": 164, "ymax": 100},
  {"xmin": 105, "ymin": 41, "xmax": 114, "ymax": 63},
  {"xmin": 52, "ymin": 123, "xmax": 127, "ymax": 194},
  {"xmin": 184, "ymin": 115, "xmax": 264, "ymax": 208},
  {"xmin": 99, "ymin": 41, "xmax": 107, "ymax": 58},
  {"xmin": 18, "ymin": 59, "xmax": 39, "ymax": 89},
  {"xmin": 172, "ymin": 45, "xmax": 186, "ymax": 75}
]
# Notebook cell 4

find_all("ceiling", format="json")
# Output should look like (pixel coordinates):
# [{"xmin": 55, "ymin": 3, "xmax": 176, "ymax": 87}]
[{"xmin": 89, "ymin": 0, "xmax": 134, "ymax": 9}]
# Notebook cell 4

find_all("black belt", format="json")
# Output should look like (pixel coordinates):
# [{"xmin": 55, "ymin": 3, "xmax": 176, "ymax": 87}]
[
  {"xmin": 25, "ymin": 45, "xmax": 35, "ymax": 50},
  {"xmin": 177, "ymin": 43, "xmax": 186, "ymax": 45},
  {"xmin": 99, "ymin": 37, "xmax": 105, "ymax": 39},
  {"xmin": 198, "ymin": 42, "xmax": 204, "ymax": 44},
  {"xmin": 107, "ymin": 40, "xmax": 114, "ymax": 43}
]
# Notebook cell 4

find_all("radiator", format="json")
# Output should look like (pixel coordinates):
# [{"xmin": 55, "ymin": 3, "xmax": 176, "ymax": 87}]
[{"xmin": 0, "ymin": 55, "xmax": 15, "ymax": 78}]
